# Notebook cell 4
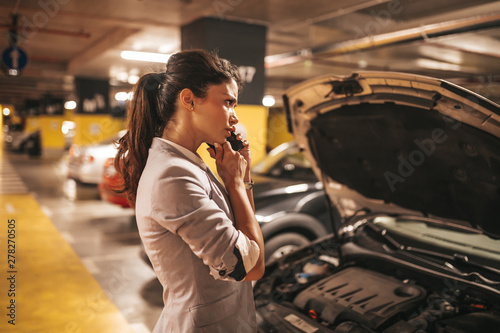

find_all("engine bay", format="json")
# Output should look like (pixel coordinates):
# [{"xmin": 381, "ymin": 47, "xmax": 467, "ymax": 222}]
[{"xmin": 254, "ymin": 234, "xmax": 500, "ymax": 333}]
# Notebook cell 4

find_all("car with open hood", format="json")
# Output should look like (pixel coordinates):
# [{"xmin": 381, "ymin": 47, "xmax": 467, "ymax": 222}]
[{"xmin": 253, "ymin": 72, "xmax": 500, "ymax": 333}]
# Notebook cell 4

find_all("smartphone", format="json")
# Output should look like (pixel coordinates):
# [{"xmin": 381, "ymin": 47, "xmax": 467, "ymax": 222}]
[{"xmin": 207, "ymin": 132, "xmax": 245, "ymax": 152}]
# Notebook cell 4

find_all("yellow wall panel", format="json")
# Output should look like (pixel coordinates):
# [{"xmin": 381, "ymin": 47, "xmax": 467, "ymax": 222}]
[
  {"xmin": 39, "ymin": 116, "xmax": 65, "ymax": 149},
  {"xmin": 25, "ymin": 116, "xmax": 40, "ymax": 133},
  {"xmin": 73, "ymin": 115, "xmax": 126, "ymax": 146},
  {"xmin": 266, "ymin": 107, "xmax": 294, "ymax": 150},
  {"xmin": 234, "ymin": 104, "xmax": 268, "ymax": 164}
]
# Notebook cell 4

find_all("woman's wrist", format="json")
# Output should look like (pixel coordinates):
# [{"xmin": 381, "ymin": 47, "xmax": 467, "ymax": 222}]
[
  {"xmin": 225, "ymin": 177, "xmax": 242, "ymax": 188},
  {"xmin": 244, "ymin": 169, "xmax": 251, "ymax": 183},
  {"xmin": 243, "ymin": 179, "xmax": 254, "ymax": 190}
]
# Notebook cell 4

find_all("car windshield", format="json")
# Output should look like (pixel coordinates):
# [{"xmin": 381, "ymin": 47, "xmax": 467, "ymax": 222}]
[{"xmin": 373, "ymin": 216, "xmax": 500, "ymax": 265}]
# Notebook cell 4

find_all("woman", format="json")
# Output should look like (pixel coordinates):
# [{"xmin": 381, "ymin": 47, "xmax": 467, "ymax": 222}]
[{"xmin": 115, "ymin": 49, "xmax": 265, "ymax": 332}]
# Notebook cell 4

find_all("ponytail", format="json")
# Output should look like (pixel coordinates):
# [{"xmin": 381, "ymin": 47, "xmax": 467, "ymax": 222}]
[{"xmin": 115, "ymin": 73, "xmax": 165, "ymax": 205}]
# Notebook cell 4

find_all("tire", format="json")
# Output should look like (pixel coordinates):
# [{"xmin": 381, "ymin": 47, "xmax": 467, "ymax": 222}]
[{"xmin": 265, "ymin": 232, "xmax": 310, "ymax": 263}]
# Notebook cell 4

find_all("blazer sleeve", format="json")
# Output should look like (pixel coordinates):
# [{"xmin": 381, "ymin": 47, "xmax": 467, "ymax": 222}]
[{"xmin": 150, "ymin": 164, "xmax": 259, "ymax": 281}]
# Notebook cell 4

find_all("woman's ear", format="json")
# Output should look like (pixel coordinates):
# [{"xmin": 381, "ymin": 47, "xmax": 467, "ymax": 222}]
[{"xmin": 179, "ymin": 88, "xmax": 195, "ymax": 111}]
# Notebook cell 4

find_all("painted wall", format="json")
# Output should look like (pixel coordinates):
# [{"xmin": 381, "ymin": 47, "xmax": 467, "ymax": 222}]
[
  {"xmin": 39, "ymin": 116, "xmax": 65, "ymax": 149},
  {"xmin": 72, "ymin": 114, "xmax": 126, "ymax": 146},
  {"xmin": 266, "ymin": 107, "xmax": 294, "ymax": 151}
]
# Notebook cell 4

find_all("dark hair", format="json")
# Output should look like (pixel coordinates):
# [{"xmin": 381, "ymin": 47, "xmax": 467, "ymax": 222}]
[{"xmin": 115, "ymin": 49, "xmax": 243, "ymax": 205}]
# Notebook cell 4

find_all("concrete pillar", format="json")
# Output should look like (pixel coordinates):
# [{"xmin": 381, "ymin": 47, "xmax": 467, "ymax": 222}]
[{"xmin": 181, "ymin": 17, "xmax": 267, "ymax": 106}]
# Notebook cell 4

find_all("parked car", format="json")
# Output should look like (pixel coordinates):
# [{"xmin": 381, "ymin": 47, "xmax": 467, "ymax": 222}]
[
  {"xmin": 100, "ymin": 140, "xmax": 338, "ymax": 263},
  {"xmin": 4, "ymin": 124, "xmax": 42, "ymax": 156},
  {"xmin": 98, "ymin": 157, "xmax": 129, "ymax": 207},
  {"xmin": 251, "ymin": 141, "xmax": 339, "ymax": 262},
  {"xmin": 253, "ymin": 72, "xmax": 500, "ymax": 333},
  {"xmin": 3, "ymin": 123, "xmax": 23, "ymax": 150},
  {"xmin": 66, "ymin": 130, "xmax": 125, "ymax": 185}
]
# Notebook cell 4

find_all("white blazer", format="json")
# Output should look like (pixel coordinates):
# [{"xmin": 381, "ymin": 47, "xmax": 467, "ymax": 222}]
[{"xmin": 136, "ymin": 138, "xmax": 258, "ymax": 332}]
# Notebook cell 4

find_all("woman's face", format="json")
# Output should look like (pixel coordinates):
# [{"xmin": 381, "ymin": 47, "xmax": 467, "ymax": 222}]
[{"xmin": 194, "ymin": 79, "xmax": 239, "ymax": 146}]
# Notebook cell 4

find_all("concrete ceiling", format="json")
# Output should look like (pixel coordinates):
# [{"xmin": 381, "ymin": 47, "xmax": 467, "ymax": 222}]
[{"xmin": 1, "ymin": 0, "xmax": 500, "ymax": 109}]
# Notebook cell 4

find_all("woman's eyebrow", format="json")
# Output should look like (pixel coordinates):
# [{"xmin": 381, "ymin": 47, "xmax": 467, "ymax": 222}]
[
  {"xmin": 223, "ymin": 93, "xmax": 237, "ymax": 100},
  {"xmin": 223, "ymin": 93, "xmax": 238, "ymax": 104}
]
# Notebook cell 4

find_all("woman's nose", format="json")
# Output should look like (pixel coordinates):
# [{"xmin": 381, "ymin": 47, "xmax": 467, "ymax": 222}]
[{"xmin": 230, "ymin": 112, "xmax": 239, "ymax": 125}]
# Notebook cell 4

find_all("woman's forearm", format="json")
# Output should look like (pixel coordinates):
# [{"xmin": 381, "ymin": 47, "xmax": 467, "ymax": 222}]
[{"xmin": 226, "ymin": 180, "xmax": 265, "ymax": 280}]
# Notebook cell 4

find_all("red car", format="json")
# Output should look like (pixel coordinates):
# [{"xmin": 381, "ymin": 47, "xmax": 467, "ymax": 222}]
[{"xmin": 98, "ymin": 157, "xmax": 130, "ymax": 208}]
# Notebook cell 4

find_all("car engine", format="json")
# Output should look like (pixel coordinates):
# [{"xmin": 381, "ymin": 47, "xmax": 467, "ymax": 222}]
[
  {"xmin": 254, "ymin": 237, "xmax": 500, "ymax": 333},
  {"xmin": 293, "ymin": 267, "xmax": 426, "ymax": 331}
]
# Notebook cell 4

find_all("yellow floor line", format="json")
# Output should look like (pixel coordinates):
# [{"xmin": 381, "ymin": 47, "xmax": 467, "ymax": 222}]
[{"xmin": 0, "ymin": 194, "xmax": 134, "ymax": 333}]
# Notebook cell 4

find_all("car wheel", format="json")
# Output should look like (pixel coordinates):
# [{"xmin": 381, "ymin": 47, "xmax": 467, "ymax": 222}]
[{"xmin": 265, "ymin": 232, "xmax": 310, "ymax": 263}]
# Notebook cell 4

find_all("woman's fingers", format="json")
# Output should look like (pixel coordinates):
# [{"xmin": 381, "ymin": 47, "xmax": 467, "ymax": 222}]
[{"xmin": 216, "ymin": 141, "xmax": 247, "ymax": 186}]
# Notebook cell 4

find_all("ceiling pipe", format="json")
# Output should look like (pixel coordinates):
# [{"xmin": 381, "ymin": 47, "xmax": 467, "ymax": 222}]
[
  {"xmin": 265, "ymin": 13, "xmax": 500, "ymax": 68},
  {"xmin": 0, "ymin": 23, "xmax": 91, "ymax": 38},
  {"xmin": 275, "ymin": 0, "xmax": 394, "ymax": 32},
  {"xmin": 315, "ymin": 13, "xmax": 500, "ymax": 55}
]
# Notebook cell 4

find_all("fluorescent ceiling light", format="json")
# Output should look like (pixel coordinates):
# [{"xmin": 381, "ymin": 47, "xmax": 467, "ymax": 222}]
[{"xmin": 121, "ymin": 51, "xmax": 171, "ymax": 63}]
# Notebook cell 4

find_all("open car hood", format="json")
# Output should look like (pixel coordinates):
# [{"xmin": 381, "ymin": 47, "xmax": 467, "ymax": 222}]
[{"xmin": 283, "ymin": 72, "xmax": 500, "ymax": 237}]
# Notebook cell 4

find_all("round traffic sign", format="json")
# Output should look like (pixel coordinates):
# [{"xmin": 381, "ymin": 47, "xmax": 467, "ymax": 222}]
[{"xmin": 2, "ymin": 47, "xmax": 28, "ymax": 73}]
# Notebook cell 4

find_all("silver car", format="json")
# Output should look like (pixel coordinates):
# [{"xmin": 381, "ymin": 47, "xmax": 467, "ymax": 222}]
[{"xmin": 66, "ymin": 130, "xmax": 125, "ymax": 185}]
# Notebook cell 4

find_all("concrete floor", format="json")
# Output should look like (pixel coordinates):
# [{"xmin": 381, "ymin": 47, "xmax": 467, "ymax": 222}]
[{"xmin": 3, "ymin": 149, "xmax": 162, "ymax": 332}]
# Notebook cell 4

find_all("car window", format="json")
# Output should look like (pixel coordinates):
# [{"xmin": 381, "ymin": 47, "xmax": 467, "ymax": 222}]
[{"xmin": 268, "ymin": 151, "xmax": 317, "ymax": 181}]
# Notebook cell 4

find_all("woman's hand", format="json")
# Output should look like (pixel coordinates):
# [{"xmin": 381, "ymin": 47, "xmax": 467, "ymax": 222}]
[
  {"xmin": 207, "ymin": 133, "xmax": 252, "ymax": 184},
  {"xmin": 236, "ymin": 134, "xmax": 252, "ymax": 181},
  {"xmin": 211, "ymin": 141, "xmax": 247, "ymax": 189}
]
